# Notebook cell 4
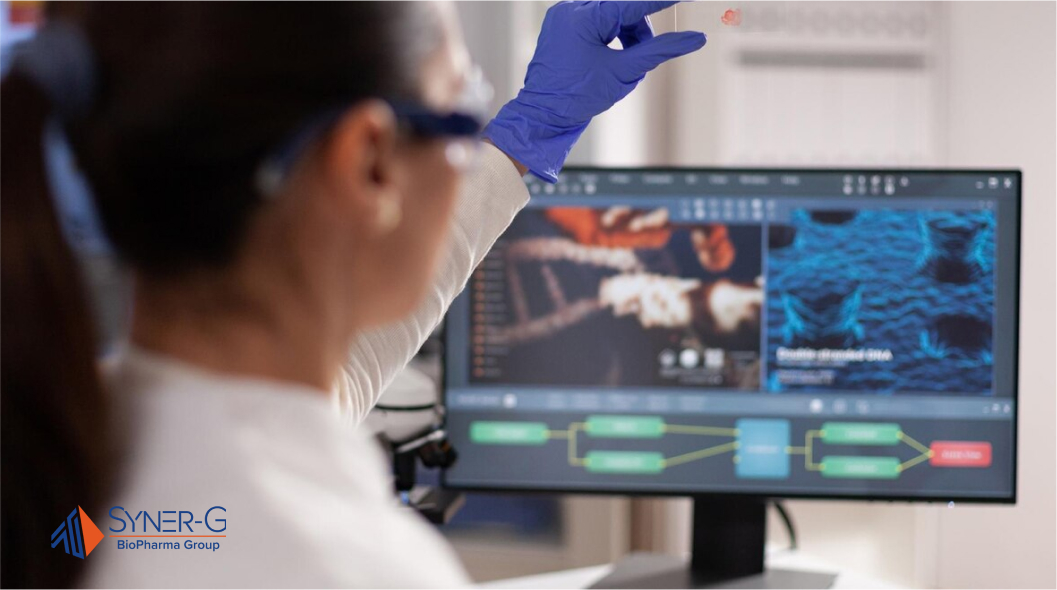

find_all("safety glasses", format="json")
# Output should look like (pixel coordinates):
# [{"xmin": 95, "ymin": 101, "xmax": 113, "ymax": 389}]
[{"xmin": 255, "ymin": 66, "xmax": 493, "ymax": 199}]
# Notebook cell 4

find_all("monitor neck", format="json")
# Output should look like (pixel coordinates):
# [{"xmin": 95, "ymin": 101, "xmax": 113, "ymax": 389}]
[{"xmin": 690, "ymin": 497, "xmax": 767, "ymax": 581}]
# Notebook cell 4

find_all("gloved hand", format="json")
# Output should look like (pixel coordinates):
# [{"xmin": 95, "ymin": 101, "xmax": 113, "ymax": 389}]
[{"xmin": 483, "ymin": 1, "xmax": 706, "ymax": 183}]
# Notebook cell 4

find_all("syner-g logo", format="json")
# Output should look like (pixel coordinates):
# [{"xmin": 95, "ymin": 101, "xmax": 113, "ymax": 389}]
[
  {"xmin": 109, "ymin": 506, "xmax": 227, "ymax": 551},
  {"xmin": 51, "ymin": 506, "xmax": 227, "ymax": 557},
  {"xmin": 51, "ymin": 506, "xmax": 105, "ymax": 559}
]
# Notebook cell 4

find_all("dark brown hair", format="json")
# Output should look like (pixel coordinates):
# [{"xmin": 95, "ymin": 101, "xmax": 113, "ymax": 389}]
[{"xmin": 1, "ymin": 3, "xmax": 436, "ymax": 587}]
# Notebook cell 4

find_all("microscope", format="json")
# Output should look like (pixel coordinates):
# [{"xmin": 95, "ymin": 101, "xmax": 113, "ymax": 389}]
[{"xmin": 366, "ymin": 360, "xmax": 464, "ymax": 524}]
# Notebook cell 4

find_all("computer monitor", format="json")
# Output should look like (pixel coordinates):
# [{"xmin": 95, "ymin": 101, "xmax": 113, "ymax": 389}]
[{"xmin": 442, "ymin": 168, "xmax": 1019, "ymax": 584}]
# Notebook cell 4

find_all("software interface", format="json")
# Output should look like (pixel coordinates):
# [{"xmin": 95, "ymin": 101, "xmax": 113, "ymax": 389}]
[{"xmin": 444, "ymin": 170, "xmax": 1019, "ymax": 500}]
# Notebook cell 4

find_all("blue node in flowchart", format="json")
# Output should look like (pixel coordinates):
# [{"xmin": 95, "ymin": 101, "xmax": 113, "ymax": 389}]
[{"xmin": 736, "ymin": 419, "xmax": 791, "ymax": 479}]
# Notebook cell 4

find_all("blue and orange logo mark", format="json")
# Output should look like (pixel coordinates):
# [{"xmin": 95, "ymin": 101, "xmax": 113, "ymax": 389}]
[{"xmin": 51, "ymin": 506, "xmax": 104, "ymax": 559}]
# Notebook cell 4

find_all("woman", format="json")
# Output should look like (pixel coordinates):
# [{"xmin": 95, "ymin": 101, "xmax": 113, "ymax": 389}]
[{"xmin": 1, "ymin": 2, "xmax": 704, "ymax": 587}]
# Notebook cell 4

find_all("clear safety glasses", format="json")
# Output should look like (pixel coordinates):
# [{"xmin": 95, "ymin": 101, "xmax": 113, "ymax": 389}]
[
  {"xmin": 255, "ymin": 65, "xmax": 494, "ymax": 199},
  {"xmin": 440, "ymin": 65, "xmax": 493, "ymax": 170}
]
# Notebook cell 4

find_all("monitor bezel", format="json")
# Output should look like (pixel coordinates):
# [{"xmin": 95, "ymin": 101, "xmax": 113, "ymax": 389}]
[{"xmin": 440, "ymin": 166, "xmax": 1021, "ymax": 505}]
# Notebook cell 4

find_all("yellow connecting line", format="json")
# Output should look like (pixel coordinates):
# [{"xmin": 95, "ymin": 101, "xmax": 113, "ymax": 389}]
[
  {"xmin": 662, "ymin": 425, "xmax": 739, "ymax": 437},
  {"xmin": 551, "ymin": 422, "xmax": 588, "ymax": 466},
  {"xmin": 549, "ymin": 422, "xmax": 737, "ymax": 469},
  {"xmin": 784, "ymin": 429, "xmax": 936, "ymax": 474},
  {"xmin": 896, "ymin": 431, "xmax": 934, "ymax": 473},
  {"xmin": 663, "ymin": 441, "xmax": 739, "ymax": 468},
  {"xmin": 786, "ymin": 429, "xmax": 824, "ymax": 471}
]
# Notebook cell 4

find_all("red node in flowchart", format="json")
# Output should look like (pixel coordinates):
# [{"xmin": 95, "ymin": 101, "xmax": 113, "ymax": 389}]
[{"xmin": 929, "ymin": 441, "xmax": 992, "ymax": 467}]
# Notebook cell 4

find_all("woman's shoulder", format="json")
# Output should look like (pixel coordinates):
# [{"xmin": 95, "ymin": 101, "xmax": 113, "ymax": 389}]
[
  {"xmin": 91, "ymin": 348, "xmax": 469, "ymax": 587},
  {"xmin": 86, "ymin": 462, "xmax": 469, "ymax": 588}
]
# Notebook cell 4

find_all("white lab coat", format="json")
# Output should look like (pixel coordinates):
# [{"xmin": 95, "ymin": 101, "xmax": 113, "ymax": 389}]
[{"xmin": 83, "ymin": 144, "xmax": 530, "ymax": 588}]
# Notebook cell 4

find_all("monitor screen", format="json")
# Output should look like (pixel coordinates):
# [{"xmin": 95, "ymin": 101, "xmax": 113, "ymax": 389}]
[{"xmin": 443, "ymin": 169, "xmax": 1019, "ymax": 502}]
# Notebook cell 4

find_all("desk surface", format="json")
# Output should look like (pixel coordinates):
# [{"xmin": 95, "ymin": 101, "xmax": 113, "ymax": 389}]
[{"xmin": 480, "ymin": 550, "xmax": 902, "ymax": 589}]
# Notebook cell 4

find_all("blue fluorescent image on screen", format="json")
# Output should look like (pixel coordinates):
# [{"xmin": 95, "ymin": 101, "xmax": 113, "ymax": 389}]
[{"xmin": 766, "ymin": 208, "xmax": 995, "ymax": 395}]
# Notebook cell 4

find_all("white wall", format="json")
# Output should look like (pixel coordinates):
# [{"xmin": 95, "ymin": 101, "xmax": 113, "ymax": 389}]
[{"xmin": 934, "ymin": 3, "xmax": 1056, "ymax": 587}]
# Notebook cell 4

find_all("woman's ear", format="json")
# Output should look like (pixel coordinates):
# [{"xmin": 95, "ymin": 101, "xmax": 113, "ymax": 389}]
[{"xmin": 320, "ymin": 100, "xmax": 403, "ymax": 236}]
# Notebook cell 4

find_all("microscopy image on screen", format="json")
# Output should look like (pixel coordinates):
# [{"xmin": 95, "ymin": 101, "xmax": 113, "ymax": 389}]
[
  {"xmin": 766, "ymin": 209, "xmax": 996, "ymax": 395},
  {"xmin": 469, "ymin": 206, "xmax": 763, "ymax": 389}
]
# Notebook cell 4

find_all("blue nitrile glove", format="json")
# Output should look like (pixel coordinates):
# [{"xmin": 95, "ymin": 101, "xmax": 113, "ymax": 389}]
[{"xmin": 482, "ymin": 1, "xmax": 706, "ymax": 183}]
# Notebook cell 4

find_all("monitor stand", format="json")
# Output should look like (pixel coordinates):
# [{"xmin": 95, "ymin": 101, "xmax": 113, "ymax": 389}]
[{"xmin": 590, "ymin": 498, "xmax": 837, "ymax": 589}]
